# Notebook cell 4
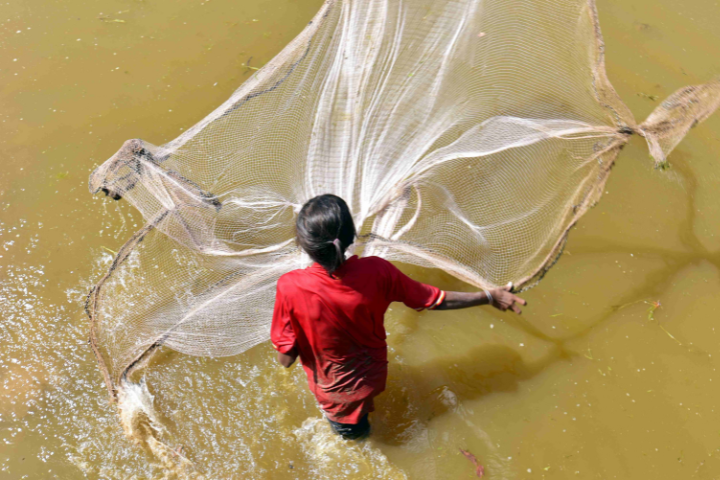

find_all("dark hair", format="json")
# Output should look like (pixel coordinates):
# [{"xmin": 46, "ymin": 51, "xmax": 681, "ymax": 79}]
[{"xmin": 296, "ymin": 194, "xmax": 356, "ymax": 276}]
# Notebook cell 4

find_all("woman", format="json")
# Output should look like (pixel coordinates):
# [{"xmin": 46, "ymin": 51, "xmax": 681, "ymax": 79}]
[{"xmin": 271, "ymin": 194, "xmax": 526, "ymax": 440}]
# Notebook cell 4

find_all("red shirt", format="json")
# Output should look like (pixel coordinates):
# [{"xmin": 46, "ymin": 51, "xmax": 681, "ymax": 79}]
[{"xmin": 271, "ymin": 255, "xmax": 444, "ymax": 423}]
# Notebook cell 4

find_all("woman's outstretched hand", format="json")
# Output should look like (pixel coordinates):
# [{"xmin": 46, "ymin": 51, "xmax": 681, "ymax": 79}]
[
  {"xmin": 434, "ymin": 282, "xmax": 527, "ymax": 314},
  {"xmin": 487, "ymin": 282, "xmax": 527, "ymax": 315}
]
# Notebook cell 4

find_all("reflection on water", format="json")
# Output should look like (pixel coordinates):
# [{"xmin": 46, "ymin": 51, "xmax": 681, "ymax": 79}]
[{"xmin": 2, "ymin": 0, "xmax": 720, "ymax": 478}]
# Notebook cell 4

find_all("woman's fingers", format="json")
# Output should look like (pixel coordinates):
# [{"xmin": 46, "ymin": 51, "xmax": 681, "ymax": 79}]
[
  {"xmin": 511, "ymin": 294, "xmax": 527, "ymax": 306},
  {"xmin": 488, "ymin": 285, "xmax": 527, "ymax": 314}
]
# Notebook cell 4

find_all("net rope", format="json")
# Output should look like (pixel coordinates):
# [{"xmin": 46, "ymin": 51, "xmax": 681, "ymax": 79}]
[{"xmin": 86, "ymin": 0, "xmax": 719, "ymax": 406}]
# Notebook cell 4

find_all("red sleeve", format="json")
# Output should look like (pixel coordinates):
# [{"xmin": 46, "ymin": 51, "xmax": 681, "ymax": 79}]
[
  {"xmin": 270, "ymin": 278, "xmax": 297, "ymax": 354},
  {"xmin": 380, "ymin": 259, "xmax": 445, "ymax": 311}
]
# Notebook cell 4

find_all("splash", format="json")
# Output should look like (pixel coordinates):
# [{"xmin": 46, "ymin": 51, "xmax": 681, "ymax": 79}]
[
  {"xmin": 117, "ymin": 380, "xmax": 199, "ymax": 479},
  {"xmin": 294, "ymin": 417, "xmax": 408, "ymax": 480}
]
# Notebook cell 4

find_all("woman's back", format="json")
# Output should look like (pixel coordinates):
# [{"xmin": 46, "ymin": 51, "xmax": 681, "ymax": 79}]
[{"xmin": 271, "ymin": 255, "xmax": 442, "ymax": 423}]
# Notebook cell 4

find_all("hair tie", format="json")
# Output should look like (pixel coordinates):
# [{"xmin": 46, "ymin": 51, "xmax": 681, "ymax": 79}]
[{"xmin": 332, "ymin": 238, "xmax": 341, "ymax": 248}]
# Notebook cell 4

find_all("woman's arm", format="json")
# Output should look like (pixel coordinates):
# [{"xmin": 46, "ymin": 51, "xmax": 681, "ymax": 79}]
[
  {"xmin": 277, "ymin": 347, "xmax": 299, "ymax": 368},
  {"xmin": 435, "ymin": 282, "xmax": 527, "ymax": 314}
]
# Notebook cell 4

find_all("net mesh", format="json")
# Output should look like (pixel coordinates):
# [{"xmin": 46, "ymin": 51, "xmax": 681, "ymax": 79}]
[{"xmin": 86, "ymin": 0, "xmax": 719, "ymax": 404}]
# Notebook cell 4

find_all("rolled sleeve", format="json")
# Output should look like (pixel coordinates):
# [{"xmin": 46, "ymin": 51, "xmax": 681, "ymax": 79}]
[{"xmin": 383, "ymin": 260, "xmax": 444, "ymax": 311}]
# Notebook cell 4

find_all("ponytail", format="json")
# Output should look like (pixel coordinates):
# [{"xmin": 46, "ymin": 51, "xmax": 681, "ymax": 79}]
[{"xmin": 331, "ymin": 238, "xmax": 344, "ymax": 273}]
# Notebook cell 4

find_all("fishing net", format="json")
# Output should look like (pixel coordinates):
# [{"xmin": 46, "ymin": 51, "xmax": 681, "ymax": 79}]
[{"xmin": 86, "ymin": 0, "xmax": 719, "ymax": 431}]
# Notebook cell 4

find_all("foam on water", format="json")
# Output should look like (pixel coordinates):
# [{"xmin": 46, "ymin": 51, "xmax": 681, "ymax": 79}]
[
  {"xmin": 117, "ymin": 380, "xmax": 199, "ymax": 479},
  {"xmin": 294, "ymin": 417, "xmax": 408, "ymax": 480}
]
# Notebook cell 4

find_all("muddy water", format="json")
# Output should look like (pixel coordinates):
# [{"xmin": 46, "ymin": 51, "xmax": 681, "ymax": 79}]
[{"xmin": 1, "ymin": 0, "xmax": 720, "ymax": 478}]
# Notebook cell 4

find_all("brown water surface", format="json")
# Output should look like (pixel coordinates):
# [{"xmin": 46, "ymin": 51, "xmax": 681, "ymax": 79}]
[{"xmin": 1, "ymin": 0, "xmax": 720, "ymax": 478}]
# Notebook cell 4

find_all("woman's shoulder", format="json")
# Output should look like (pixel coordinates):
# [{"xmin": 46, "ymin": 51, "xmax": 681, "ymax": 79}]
[
  {"xmin": 277, "ymin": 268, "xmax": 309, "ymax": 290},
  {"xmin": 356, "ymin": 255, "xmax": 388, "ymax": 265},
  {"xmin": 352, "ymin": 255, "xmax": 394, "ymax": 274}
]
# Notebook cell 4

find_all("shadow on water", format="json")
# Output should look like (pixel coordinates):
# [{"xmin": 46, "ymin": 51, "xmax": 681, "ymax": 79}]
[
  {"xmin": 551, "ymin": 150, "xmax": 720, "ymax": 351},
  {"xmin": 373, "ymin": 343, "xmax": 569, "ymax": 446},
  {"xmin": 465, "ymin": 149, "xmax": 720, "ymax": 359}
]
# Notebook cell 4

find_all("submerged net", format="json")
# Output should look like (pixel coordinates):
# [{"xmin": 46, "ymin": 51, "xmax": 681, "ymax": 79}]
[{"xmin": 87, "ymin": 0, "xmax": 719, "ymax": 416}]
